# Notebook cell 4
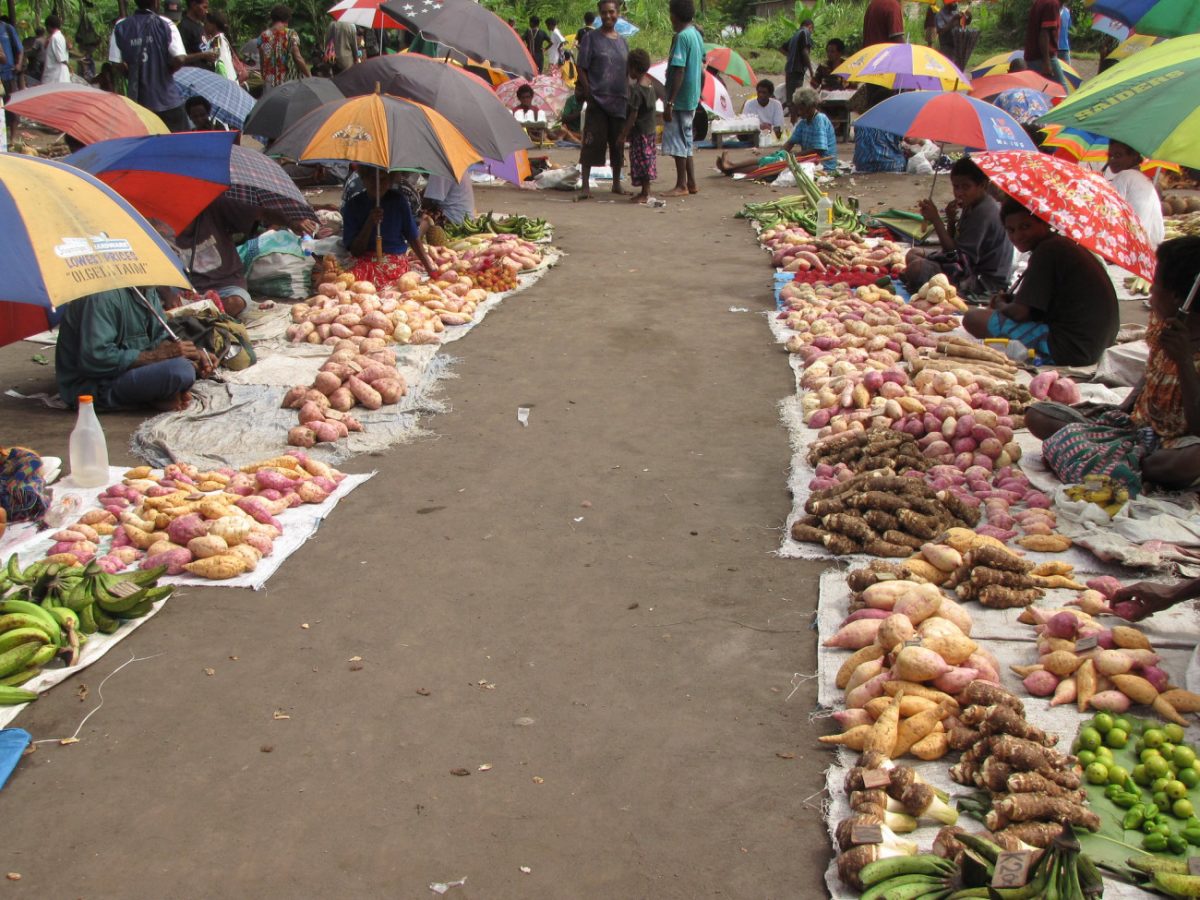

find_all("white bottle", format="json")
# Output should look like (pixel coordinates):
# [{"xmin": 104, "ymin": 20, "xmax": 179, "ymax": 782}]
[
  {"xmin": 68, "ymin": 395, "xmax": 109, "ymax": 488},
  {"xmin": 816, "ymin": 193, "xmax": 834, "ymax": 235}
]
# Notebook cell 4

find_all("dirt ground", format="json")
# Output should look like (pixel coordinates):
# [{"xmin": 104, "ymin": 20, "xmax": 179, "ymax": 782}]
[{"xmin": 0, "ymin": 145, "xmax": 1158, "ymax": 897}]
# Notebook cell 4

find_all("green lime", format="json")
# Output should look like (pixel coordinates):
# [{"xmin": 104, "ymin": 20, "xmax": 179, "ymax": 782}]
[
  {"xmin": 1078, "ymin": 750, "xmax": 1097, "ymax": 767},
  {"xmin": 1175, "ymin": 799, "xmax": 1196, "ymax": 819},
  {"xmin": 1086, "ymin": 762, "xmax": 1110, "ymax": 785},
  {"xmin": 1108, "ymin": 765, "xmax": 1131, "ymax": 786},
  {"xmin": 1179, "ymin": 767, "xmax": 1200, "ymax": 789},
  {"xmin": 1134, "ymin": 764, "xmax": 1152, "ymax": 786},
  {"xmin": 1155, "ymin": 791, "xmax": 1171, "ymax": 810},
  {"xmin": 1175, "ymin": 747, "xmax": 1197, "ymax": 769},
  {"xmin": 1079, "ymin": 727, "xmax": 1103, "ymax": 752},
  {"xmin": 1168, "ymin": 780, "xmax": 1190, "ymax": 801},
  {"xmin": 1116, "ymin": 717, "xmax": 1135, "ymax": 735},
  {"xmin": 1165, "ymin": 724, "xmax": 1186, "ymax": 744},
  {"xmin": 1148, "ymin": 756, "xmax": 1172, "ymax": 779},
  {"xmin": 1154, "ymin": 777, "xmax": 1172, "ymax": 794},
  {"xmin": 1093, "ymin": 713, "xmax": 1115, "ymax": 734},
  {"xmin": 1107, "ymin": 728, "xmax": 1130, "ymax": 749},
  {"xmin": 1146, "ymin": 729, "xmax": 1166, "ymax": 749},
  {"xmin": 1096, "ymin": 746, "xmax": 1115, "ymax": 763},
  {"xmin": 1143, "ymin": 748, "xmax": 1164, "ymax": 764}
]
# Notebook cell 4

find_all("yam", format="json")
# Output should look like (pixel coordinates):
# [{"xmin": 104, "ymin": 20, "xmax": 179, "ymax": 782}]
[
  {"xmin": 327, "ymin": 387, "xmax": 355, "ymax": 412},
  {"xmin": 288, "ymin": 426, "xmax": 316, "ymax": 448},
  {"xmin": 183, "ymin": 554, "xmax": 249, "ymax": 580},
  {"xmin": 313, "ymin": 371, "xmax": 343, "ymax": 396},
  {"xmin": 346, "ymin": 375, "xmax": 382, "ymax": 410}
]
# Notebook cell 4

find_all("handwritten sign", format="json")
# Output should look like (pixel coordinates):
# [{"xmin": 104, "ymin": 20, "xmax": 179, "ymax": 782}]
[{"xmin": 992, "ymin": 850, "xmax": 1035, "ymax": 888}]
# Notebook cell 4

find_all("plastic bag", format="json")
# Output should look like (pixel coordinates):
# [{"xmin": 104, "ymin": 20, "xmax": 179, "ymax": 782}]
[
  {"xmin": 237, "ymin": 230, "xmax": 310, "ymax": 299},
  {"xmin": 534, "ymin": 166, "xmax": 582, "ymax": 191}
]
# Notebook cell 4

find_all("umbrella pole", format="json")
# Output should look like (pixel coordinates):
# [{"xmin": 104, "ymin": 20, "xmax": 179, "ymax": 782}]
[
  {"xmin": 132, "ymin": 286, "xmax": 180, "ymax": 342},
  {"xmin": 375, "ymin": 167, "xmax": 384, "ymax": 263},
  {"xmin": 1181, "ymin": 272, "xmax": 1200, "ymax": 315},
  {"xmin": 927, "ymin": 141, "xmax": 946, "ymax": 200}
]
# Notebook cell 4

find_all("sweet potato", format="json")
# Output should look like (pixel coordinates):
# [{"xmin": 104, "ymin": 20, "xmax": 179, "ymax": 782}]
[
  {"xmin": 166, "ymin": 513, "xmax": 208, "ymax": 546},
  {"xmin": 187, "ymin": 534, "xmax": 229, "ymax": 559},
  {"xmin": 310, "ymin": 420, "xmax": 341, "ymax": 443},
  {"xmin": 298, "ymin": 401, "xmax": 326, "ymax": 425},
  {"xmin": 288, "ymin": 426, "xmax": 317, "ymax": 448},
  {"xmin": 227, "ymin": 543, "xmax": 262, "ymax": 571},
  {"xmin": 346, "ymin": 375, "xmax": 382, "ymax": 410},
  {"xmin": 374, "ymin": 379, "xmax": 406, "ymax": 405},
  {"xmin": 141, "ymin": 546, "xmax": 193, "ymax": 575},
  {"xmin": 313, "ymin": 371, "xmax": 342, "ymax": 396},
  {"xmin": 296, "ymin": 481, "xmax": 328, "ymax": 504},
  {"xmin": 281, "ymin": 385, "xmax": 308, "ymax": 409},
  {"xmin": 327, "ymin": 387, "xmax": 355, "ymax": 412},
  {"xmin": 183, "ymin": 554, "xmax": 249, "ymax": 580}
]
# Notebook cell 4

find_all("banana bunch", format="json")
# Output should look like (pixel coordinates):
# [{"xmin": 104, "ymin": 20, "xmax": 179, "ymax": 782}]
[
  {"xmin": 0, "ymin": 555, "xmax": 172, "ymax": 685},
  {"xmin": 1130, "ymin": 855, "xmax": 1200, "ymax": 897},
  {"xmin": 446, "ymin": 213, "xmax": 549, "ymax": 241},
  {"xmin": 1124, "ymin": 275, "xmax": 1151, "ymax": 296},
  {"xmin": 940, "ymin": 829, "xmax": 1101, "ymax": 900},
  {"xmin": 856, "ymin": 854, "xmax": 957, "ymax": 900},
  {"xmin": 1065, "ymin": 474, "xmax": 1129, "ymax": 517}
]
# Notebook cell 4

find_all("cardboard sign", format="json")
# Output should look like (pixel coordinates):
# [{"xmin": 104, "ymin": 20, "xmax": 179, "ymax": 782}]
[
  {"xmin": 992, "ymin": 850, "xmax": 1035, "ymax": 888},
  {"xmin": 850, "ymin": 823, "xmax": 884, "ymax": 845},
  {"xmin": 1075, "ymin": 634, "xmax": 1099, "ymax": 651},
  {"xmin": 861, "ymin": 769, "xmax": 891, "ymax": 789}
]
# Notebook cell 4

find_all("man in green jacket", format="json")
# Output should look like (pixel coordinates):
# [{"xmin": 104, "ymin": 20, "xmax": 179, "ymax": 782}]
[{"xmin": 55, "ymin": 287, "xmax": 212, "ymax": 410}]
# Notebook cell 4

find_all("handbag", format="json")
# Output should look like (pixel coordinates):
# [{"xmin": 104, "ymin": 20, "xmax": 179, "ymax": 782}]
[
  {"xmin": 171, "ymin": 310, "xmax": 257, "ymax": 371},
  {"xmin": 1041, "ymin": 409, "xmax": 1144, "ymax": 497}
]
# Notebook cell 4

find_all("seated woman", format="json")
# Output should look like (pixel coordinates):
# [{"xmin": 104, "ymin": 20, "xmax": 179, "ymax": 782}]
[
  {"xmin": 341, "ymin": 167, "xmax": 436, "ymax": 287},
  {"xmin": 717, "ymin": 87, "xmax": 836, "ymax": 176},
  {"xmin": 555, "ymin": 83, "xmax": 585, "ymax": 142},
  {"xmin": 852, "ymin": 124, "xmax": 906, "ymax": 174},
  {"xmin": 962, "ymin": 197, "xmax": 1119, "ymax": 366},
  {"xmin": 903, "ymin": 157, "xmax": 1013, "ymax": 297},
  {"xmin": 1027, "ymin": 236, "xmax": 1200, "ymax": 494},
  {"xmin": 810, "ymin": 38, "xmax": 846, "ymax": 91}
]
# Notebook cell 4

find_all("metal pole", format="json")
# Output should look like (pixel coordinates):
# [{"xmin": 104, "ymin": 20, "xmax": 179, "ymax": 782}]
[
  {"xmin": 1181, "ymin": 271, "xmax": 1200, "ymax": 315},
  {"xmin": 131, "ymin": 286, "xmax": 180, "ymax": 341}
]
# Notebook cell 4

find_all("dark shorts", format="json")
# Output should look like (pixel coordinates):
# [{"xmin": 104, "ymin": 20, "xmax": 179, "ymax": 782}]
[{"xmin": 581, "ymin": 103, "xmax": 624, "ymax": 168}]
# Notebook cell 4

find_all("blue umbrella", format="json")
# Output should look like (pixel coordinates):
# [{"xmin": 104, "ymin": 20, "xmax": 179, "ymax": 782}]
[
  {"xmin": 990, "ymin": 88, "xmax": 1051, "ymax": 126},
  {"xmin": 855, "ymin": 91, "xmax": 1037, "ymax": 152},
  {"xmin": 173, "ymin": 66, "xmax": 255, "ymax": 129}
]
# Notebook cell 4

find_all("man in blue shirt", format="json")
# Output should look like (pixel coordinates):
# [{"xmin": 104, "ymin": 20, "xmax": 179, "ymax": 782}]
[
  {"xmin": 1057, "ymin": 0, "xmax": 1072, "ymax": 64},
  {"xmin": 341, "ymin": 168, "xmax": 436, "ymax": 273},
  {"xmin": 662, "ymin": 0, "xmax": 704, "ymax": 197},
  {"xmin": 110, "ymin": 0, "xmax": 188, "ymax": 132},
  {"xmin": 0, "ymin": 16, "xmax": 23, "ymax": 96}
]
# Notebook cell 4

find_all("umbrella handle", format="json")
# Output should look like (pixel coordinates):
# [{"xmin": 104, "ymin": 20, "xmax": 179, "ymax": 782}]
[{"xmin": 1181, "ymin": 272, "xmax": 1200, "ymax": 315}]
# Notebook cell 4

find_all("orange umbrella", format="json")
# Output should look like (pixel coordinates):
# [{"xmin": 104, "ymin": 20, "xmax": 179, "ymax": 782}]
[
  {"xmin": 7, "ymin": 83, "xmax": 167, "ymax": 144},
  {"xmin": 968, "ymin": 71, "xmax": 1067, "ymax": 99}
]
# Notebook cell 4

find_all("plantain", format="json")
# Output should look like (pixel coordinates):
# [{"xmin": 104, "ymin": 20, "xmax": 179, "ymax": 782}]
[
  {"xmin": 114, "ymin": 599, "xmax": 154, "ymax": 620},
  {"xmin": 0, "ymin": 627, "xmax": 52, "ymax": 654},
  {"xmin": 0, "ymin": 600, "xmax": 63, "ymax": 644},
  {"xmin": 0, "ymin": 641, "xmax": 45, "ymax": 678},
  {"xmin": 0, "ymin": 684, "xmax": 37, "ymax": 704},
  {"xmin": 0, "ymin": 612, "xmax": 59, "ymax": 645},
  {"xmin": 94, "ymin": 584, "xmax": 149, "ymax": 614},
  {"xmin": 91, "ymin": 606, "xmax": 120, "ymax": 634},
  {"xmin": 46, "ymin": 606, "xmax": 79, "ymax": 630},
  {"xmin": 0, "ymin": 668, "xmax": 40, "ymax": 687},
  {"xmin": 28, "ymin": 644, "xmax": 56, "ymax": 667},
  {"xmin": 77, "ymin": 604, "xmax": 98, "ymax": 636}
]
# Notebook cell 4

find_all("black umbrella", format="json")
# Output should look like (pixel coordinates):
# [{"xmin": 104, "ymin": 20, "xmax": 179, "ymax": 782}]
[
  {"xmin": 333, "ymin": 55, "xmax": 531, "ymax": 161},
  {"xmin": 244, "ymin": 77, "xmax": 346, "ymax": 140},
  {"xmin": 379, "ymin": 0, "xmax": 536, "ymax": 79}
]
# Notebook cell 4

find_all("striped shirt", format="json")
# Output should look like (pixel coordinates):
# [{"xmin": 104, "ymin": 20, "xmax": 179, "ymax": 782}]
[{"xmin": 788, "ymin": 111, "xmax": 838, "ymax": 170}]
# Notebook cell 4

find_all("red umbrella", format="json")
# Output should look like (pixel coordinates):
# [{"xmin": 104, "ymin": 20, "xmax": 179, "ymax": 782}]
[
  {"xmin": 972, "ymin": 151, "xmax": 1156, "ymax": 280},
  {"xmin": 968, "ymin": 71, "xmax": 1067, "ymax": 100},
  {"xmin": 7, "ymin": 83, "xmax": 167, "ymax": 144}
]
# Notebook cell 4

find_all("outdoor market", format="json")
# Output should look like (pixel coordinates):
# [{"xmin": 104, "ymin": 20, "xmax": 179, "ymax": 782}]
[{"xmin": 0, "ymin": 0, "xmax": 1199, "ymax": 894}]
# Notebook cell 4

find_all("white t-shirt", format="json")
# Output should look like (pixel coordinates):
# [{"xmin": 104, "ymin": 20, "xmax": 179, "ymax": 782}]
[
  {"xmin": 42, "ymin": 31, "xmax": 72, "ymax": 83},
  {"xmin": 741, "ymin": 96, "xmax": 784, "ymax": 131},
  {"xmin": 1106, "ymin": 168, "xmax": 1165, "ymax": 248},
  {"xmin": 548, "ymin": 28, "xmax": 565, "ymax": 66},
  {"xmin": 514, "ymin": 107, "xmax": 546, "ymax": 124}
]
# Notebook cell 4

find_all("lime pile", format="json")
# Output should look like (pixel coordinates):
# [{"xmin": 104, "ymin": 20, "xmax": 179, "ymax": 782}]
[{"xmin": 1074, "ymin": 714, "xmax": 1200, "ymax": 854}]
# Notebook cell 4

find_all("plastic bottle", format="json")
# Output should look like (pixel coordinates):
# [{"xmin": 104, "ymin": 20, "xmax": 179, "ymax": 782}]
[
  {"xmin": 1002, "ymin": 340, "xmax": 1028, "ymax": 363},
  {"xmin": 816, "ymin": 193, "xmax": 834, "ymax": 235},
  {"xmin": 68, "ymin": 396, "xmax": 109, "ymax": 487},
  {"xmin": 300, "ymin": 233, "xmax": 315, "ymax": 257}
]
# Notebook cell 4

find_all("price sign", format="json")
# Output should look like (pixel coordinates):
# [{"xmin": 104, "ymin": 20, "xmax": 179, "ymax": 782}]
[
  {"xmin": 850, "ymin": 823, "xmax": 883, "ymax": 845},
  {"xmin": 992, "ymin": 851, "xmax": 1035, "ymax": 888},
  {"xmin": 903, "ymin": 637, "xmax": 924, "ymax": 648},
  {"xmin": 1075, "ymin": 634, "xmax": 1099, "ymax": 651},
  {"xmin": 861, "ymin": 769, "xmax": 891, "ymax": 789},
  {"xmin": 1188, "ymin": 857, "xmax": 1200, "ymax": 877}
]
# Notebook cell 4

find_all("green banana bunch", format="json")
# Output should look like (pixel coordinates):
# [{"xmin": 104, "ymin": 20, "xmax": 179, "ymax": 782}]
[
  {"xmin": 445, "ymin": 213, "xmax": 549, "ymax": 241},
  {"xmin": 858, "ymin": 854, "xmax": 957, "ymax": 900},
  {"xmin": 944, "ymin": 826, "xmax": 1099, "ymax": 900},
  {"xmin": 1130, "ymin": 856, "xmax": 1200, "ymax": 897}
]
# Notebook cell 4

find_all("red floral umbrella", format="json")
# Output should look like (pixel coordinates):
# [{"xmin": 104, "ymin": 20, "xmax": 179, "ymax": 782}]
[{"xmin": 972, "ymin": 151, "xmax": 1156, "ymax": 280}]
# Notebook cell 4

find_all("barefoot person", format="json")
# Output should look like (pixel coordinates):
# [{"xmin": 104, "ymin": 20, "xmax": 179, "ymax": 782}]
[
  {"xmin": 662, "ymin": 0, "xmax": 704, "ymax": 197},
  {"xmin": 1026, "ymin": 237, "xmax": 1200, "ymax": 495},
  {"xmin": 716, "ymin": 87, "xmax": 836, "ymax": 176},
  {"xmin": 620, "ymin": 48, "xmax": 658, "ymax": 203},
  {"xmin": 55, "ymin": 287, "xmax": 213, "ymax": 411},
  {"xmin": 576, "ymin": 0, "xmax": 629, "ymax": 199}
]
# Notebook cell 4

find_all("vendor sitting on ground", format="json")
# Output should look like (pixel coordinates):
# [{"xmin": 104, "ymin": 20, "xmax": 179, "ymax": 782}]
[
  {"xmin": 55, "ymin": 287, "xmax": 214, "ymax": 411},
  {"xmin": 962, "ymin": 196, "xmax": 1119, "ymax": 366},
  {"xmin": 903, "ymin": 157, "xmax": 1013, "ymax": 297},
  {"xmin": 175, "ymin": 195, "xmax": 317, "ymax": 318},
  {"xmin": 1106, "ymin": 139, "xmax": 1165, "ymax": 248},
  {"xmin": 512, "ymin": 84, "xmax": 548, "ymax": 141},
  {"xmin": 739, "ymin": 78, "xmax": 784, "ymax": 142},
  {"xmin": 716, "ymin": 87, "xmax": 836, "ymax": 176},
  {"xmin": 341, "ymin": 167, "xmax": 436, "ymax": 285},
  {"xmin": 1026, "ymin": 236, "xmax": 1200, "ymax": 494},
  {"xmin": 556, "ymin": 83, "xmax": 584, "ymax": 142}
]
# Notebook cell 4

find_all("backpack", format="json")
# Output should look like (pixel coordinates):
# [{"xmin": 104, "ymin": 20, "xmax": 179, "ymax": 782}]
[{"xmin": 172, "ymin": 310, "xmax": 257, "ymax": 371}]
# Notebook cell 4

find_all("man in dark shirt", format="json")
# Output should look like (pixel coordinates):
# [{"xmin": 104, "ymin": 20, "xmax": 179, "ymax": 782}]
[
  {"xmin": 862, "ymin": 0, "xmax": 904, "ymax": 46},
  {"xmin": 964, "ymin": 197, "xmax": 1119, "ymax": 366},
  {"xmin": 523, "ymin": 15, "xmax": 550, "ymax": 73},
  {"xmin": 177, "ymin": 0, "xmax": 216, "ymax": 69},
  {"xmin": 1025, "ymin": 0, "xmax": 1069, "ymax": 91},
  {"xmin": 110, "ymin": 0, "xmax": 188, "ymax": 132},
  {"xmin": 780, "ymin": 19, "xmax": 813, "ymax": 106}
]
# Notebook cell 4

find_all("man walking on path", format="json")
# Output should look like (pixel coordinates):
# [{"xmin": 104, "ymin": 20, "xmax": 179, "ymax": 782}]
[
  {"xmin": 110, "ymin": 0, "xmax": 188, "ymax": 131},
  {"xmin": 523, "ymin": 16, "xmax": 550, "ymax": 74},
  {"xmin": 325, "ymin": 14, "xmax": 358, "ymax": 73},
  {"xmin": 1025, "ymin": 0, "xmax": 1070, "ymax": 91},
  {"xmin": 781, "ymin": 19, "xmax": 813, "ymax": 107},
  {"xmin": 576, "ymin": 0, "xmax": 629, "ymax": 200},
  {"xmin": 662, "ymin": 0, "xmax": 704, "ymax": 197}
]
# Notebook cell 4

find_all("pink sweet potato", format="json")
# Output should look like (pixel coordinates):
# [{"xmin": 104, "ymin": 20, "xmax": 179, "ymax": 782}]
[
  {"xmin": 346, "ymin": 375, "xmax": 382, "ymax": 410},
  {"xmin": 310, "ymin": 420, "xmax": 341, "ymax": 443},
  {"xmin": 313, "ymin": 371, "xmax": 342, "ymax": 396},
  {"xmin": 255, "ymin": 469, "xmax": 299, "ymax": 493},
  {"xmin": 297, "ymin": 481, "xmax": 328, "ymax": 504},
  {"xmin": 374, "ymin": 379, "xmax": 405, "ymax": 405},
  {"xmin": 167, "ymin": 513, "xmax": 208, "ymax": 546},
  {"xmin": 235, "ymin": 496, "xmax": 283, "ymax": 529},
  {"xmin": 243, "ymin": 531, "xmax": 274, "ymax": 555},
  {"xmin": 287, "ymin": 426, "xmax": 316, "ymax": 448},
  {"xmin": 327, "ymin": 387, "xmax": 355, "ymax": 412},
  {"xmin": 298, "ymin": 401, "xmax": 326, "ymax": 425},
  {"xmin": 141, "ymin": 546, "xmax": 193, "ymax": 575},
  {"xmin": 1048, "ymin": 377, "xmax": 1082, "ymax": 405}
]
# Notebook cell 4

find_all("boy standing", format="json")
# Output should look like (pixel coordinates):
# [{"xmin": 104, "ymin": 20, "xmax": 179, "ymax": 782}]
[{"xmin": 662, "ymin": 0, "xmax": 704, "ymax": 197}]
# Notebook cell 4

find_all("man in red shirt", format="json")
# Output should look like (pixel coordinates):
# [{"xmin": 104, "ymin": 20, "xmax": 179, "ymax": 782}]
[
  {"xmin": 862, "ymin": 0, "xmax": 904, "ymax": 47},
  {"xmin": 1024, "ymin": 0, "xmax": 1069, "ymax": 91}
]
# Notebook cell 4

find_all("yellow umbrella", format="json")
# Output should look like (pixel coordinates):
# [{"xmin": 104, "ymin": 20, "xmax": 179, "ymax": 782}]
[
  {"xmin": 833, "ymin": 43, "xmax": 971, "ymax": 91},
  {"xmin": 969, "ymin": 51, "xmax": 1083, "ymax": 89},
  {"xmin": 1110, "ymin": 32, "xmax": 1167, "ymax": 60}
]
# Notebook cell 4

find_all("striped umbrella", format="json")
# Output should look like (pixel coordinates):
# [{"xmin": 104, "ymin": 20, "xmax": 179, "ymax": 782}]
[
  {"xmin": 648, "ymin": 62, "xmax": 735, "ymax": 119},
  {"xmin": 969, "ymin": 51, "xmax": 1083, "ymax": 89},
  {"xmin": 328, "ymin": 0, "xmax": 404, "ymax": 29},
  {"xmin": 173, "ymin": 66, "xmax": 256, "ymax": 129},
  {"xmin": 0, "ymin": 154, "xmax": 189, "ymax": 309},
  {"xmin": 495, "ymin": 74, "xmax": 573, "ymax": 116},
  {"xmin": 833, "ymin": 43, "xmax": 971, "ymax": 91},
  {"xmin": 854, "ymin": 91, "xmax": 1036, "ymax": 151},
  {"xmin": 1109, "ymin": 32, "xmax": 1168, "ymax": 60},
  {"xmin": 703, "ymin": 43, "xmax": 757, "ymax": 87},
  {"xmin": 269, "ymin": 93, "xmax": 481, "ymax": 180},
  {"xmin": 227, "ymin": 146, "xmax": 317, "ymax": 223},
  {"xmin": 63, "ymin": 132, "xmax": 236, "ymax": 234},
  {"xmin": 1039, "ymin": 124, "xmax": 1181, "ymax": 176},
  {"xmin": 7, "ymin": 83, "xmax": 167, "ymax": 144},
  {"xmin": 1089, "ymin": 0, "xmax": 1200, "ymax": 37}
]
